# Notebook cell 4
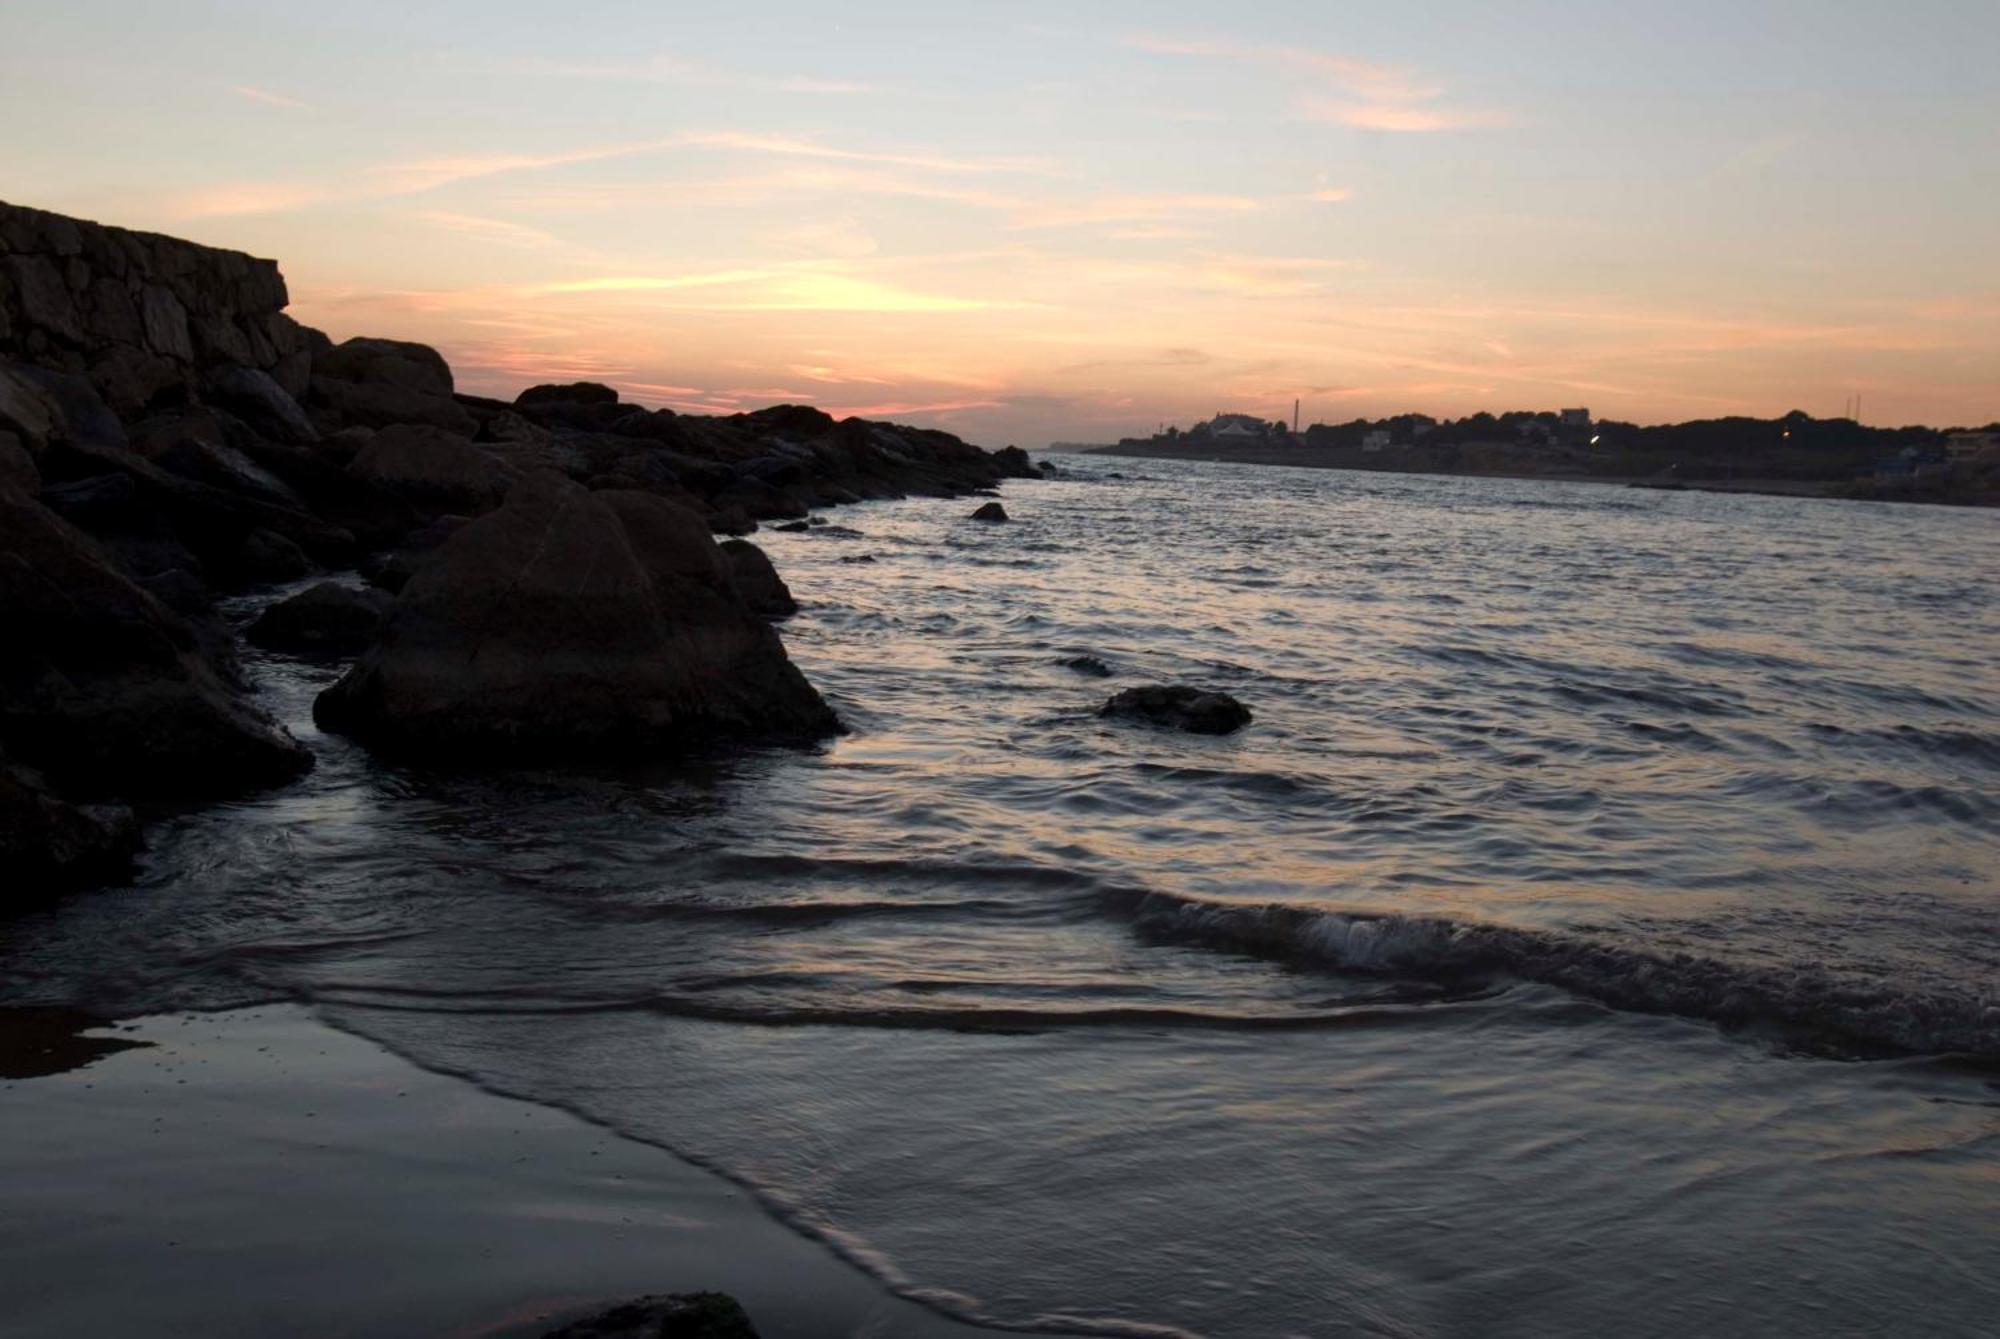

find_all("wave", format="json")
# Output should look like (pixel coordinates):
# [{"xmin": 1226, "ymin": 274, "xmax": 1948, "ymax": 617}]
[{"xmin": 1109, "ymin": 890, "xmax": 2000, "ymax": 1061}]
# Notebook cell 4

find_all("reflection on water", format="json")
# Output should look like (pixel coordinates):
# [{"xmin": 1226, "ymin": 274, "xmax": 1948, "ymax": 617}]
[{"xmin": 3, "ymin": 461, "xmax": 1997, "ymax": 1335}]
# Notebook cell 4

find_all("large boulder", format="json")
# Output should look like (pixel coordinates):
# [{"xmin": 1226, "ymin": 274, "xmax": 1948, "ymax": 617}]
[
  {"xmin": 308, "ymin": 375, "xmax": 478, "ymax": 436},
  {"xmin": 246, "ymin": 581, "xmax": 391, "ymax": 655},
  {"xmin": 516, "ymin": 381, "xmax": 618, "ymax": 408},
  {"xmin": 1100, "ymin": 684, "xmax": 1252, "ymax": 735},
  {"xmin": 348, "ymin": 424, "xmax": 508, "ymax": 516},
  {"xmin": 718, "ymin": 539, "xmax": 797, "ymax": 619},
  {"xmin": 314, "ymin": 472, "xmax": 839, "ymax": 761},
  {"xmin": 316, "ymin": 337, "xmax": 453, "ymax": 396},
  {"xmin": 0, "ymin": 487, "xmax": 312, "ymax": 799},
  {"xmin": 205, "ymin": 365, "xmax": 316, "ymax": 443},
  {"xmin": 969, "ymin": 500, "xmax": 1009, "ymax": 522}
]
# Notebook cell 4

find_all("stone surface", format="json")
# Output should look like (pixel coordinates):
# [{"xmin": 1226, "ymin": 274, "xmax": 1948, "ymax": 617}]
[
  {"xmin": 206, "ymin": 364, "xmax": 315, "ymax": 442},
  {"xmin": 1099, "ymin": 684, "xmax": 1253, "ymax": 735},
  {"xmin": 719, "ymin": 539, "xmax": 798, "ymax": 619},
  {"xmin": 316, "ymin": 337, "xmax": 453, "ymax": 396},
  {"xmin": 315, "ymin": 472, "xmax": 838, "ymax": 761},
  {"xmin": 0, "ymin": 757, "xmax": 139, "ymax": 899},
  {"xmin": 542, "ymin": 1292, "xmax": 758, "ymax": 1339},
  {"xmin": 246, "ymin": 581, "xmax": 392, "ymax": 655},
  {"xmin": 0, "ymin": 488, "xmax": 312, "ymax": 800},
  {"xmin": 348, "ymin": 423, "xmax": 509, "ymax": 516},
  {"xmin": 970, "ymin": 500, "xmax": 1009, "ymax": 522}
]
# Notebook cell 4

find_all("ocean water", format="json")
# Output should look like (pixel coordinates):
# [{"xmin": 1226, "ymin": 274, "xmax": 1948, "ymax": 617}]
[{"xmin": 6, "ymin": 459, "xmax": 1998, "ymax": 1336}]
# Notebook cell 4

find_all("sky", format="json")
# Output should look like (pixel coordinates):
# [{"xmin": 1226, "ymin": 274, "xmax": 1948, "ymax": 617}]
[{"xmin": 3, "ymin": 1, "xmax": 1996, "ymax": 445}]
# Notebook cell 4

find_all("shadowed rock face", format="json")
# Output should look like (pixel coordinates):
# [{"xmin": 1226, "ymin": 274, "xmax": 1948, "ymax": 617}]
[
  {"xmin": 718, "ymin": 539, "xmax": 798, "ymax": 619},
  {"xmin": 0, "ymin": 487, "xmax": 312, "ymax": 799},
  {"xmin": 314, "ymin": 472, "xmax": 838, "ymax": 762},
  {"xmin": 246, "ymin": 581, "xmax": 392, "ymax": 655},
  {"xmin": 348, "ymin": 423, "xmax": 510, "ymax": 516}
]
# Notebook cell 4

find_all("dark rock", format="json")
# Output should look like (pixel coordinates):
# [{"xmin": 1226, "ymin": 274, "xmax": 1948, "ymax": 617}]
[
  {"xmin": 0, "ymin": 363, "xmax": 63, "ymax": 451},
  {"xmin": 314, "ymin": 472, "xmax": 839, "ymax": 761},
  {"xmin": 969, "ymin": 501, "xmax": 1009, "ymax": 522},
  {"xmin": 772, "ymin": 520, "xmax": 810, "ymax": 533},
  {"xmin": 719, "ymin": 539, "xmax": 797, "ymax": 619},
  {"xmin": 361, "ymin": 514, "xmax": 469, "ymax": 593},
  {"xmin": 317, "ymin": 337, "xmax": 453, "ymax": 396},
  {"xmin": 543, "ymin": 1291, "xmax": 758, "ymax": 1339},
  {"xmin": 235, "ymin": 527, "xmax": 312, "ymax": 583},
  {"xmin": 1061, "ymin": 654, "xmax": 1113, "ymax": 678},
  {"xmin": 1100, "ymin": 684, "xmax": 1252, "ymax": 735},
  {"xmin": 206, "ymin": 365, "xmax": 315, "ymax": 442},
  {"xmin": 151, "ymin": 428, "xmax": 306, "ymax": 511},
  {"xmin": 516, "ymin": 381, "xmax": 619, "ymax": 408},
  {"xmin": 0, "ymin": 489, "xmax": 312, "ymax": 799},
  {"xmin": 0, "ymin": 432, "xmax": 37, "ymax": 492},
  {"xmin": 707, "ymin": 504, "xmax": 755, "ymax": 536},
  {"xmin": 838, "ymin": 553, "xmax": 877, "ymax": 564},
  {"xmin": 813, "ymin": 525, "xmax": 864, "ymax": 539},
  {"xmin": 16, "ymin": 366, "xmax": 126, "ymax": 448},
  {"xmin": 1037, "ymin": 459, "xmax": 1060, "ymax": 476},
  {"xmin": 348, "ymin": 424, "xmax": 508, "ymax": 516},
  {"xmin": 247, "ymin": 582, "xmax": 392, "ymax": 655},
  {"xmin": 134, "ymin": 567, "xmax": 210, "ymax": 616},
  {"xmin": 309, "ymin": 374, "xmax": 478, "ymax": 436},
  {"xmin": 991, "ymin": 445, "xmax": 1038, "ymax": 478},
  {"xmin": 0, "ymin": 758, "xmax": 139, "ymax": 898}
]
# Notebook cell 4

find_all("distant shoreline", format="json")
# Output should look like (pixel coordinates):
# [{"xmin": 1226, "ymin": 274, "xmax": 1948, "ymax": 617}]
[{"xmin": 1073, "ymin": 441, "xmax": 1998, "ymax": 508}]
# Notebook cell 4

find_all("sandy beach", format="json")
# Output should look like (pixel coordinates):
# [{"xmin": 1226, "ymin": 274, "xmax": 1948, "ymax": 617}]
[{"xmin": 0, "ymin": 1005, "xmax": 1014, "ymax": 1339}]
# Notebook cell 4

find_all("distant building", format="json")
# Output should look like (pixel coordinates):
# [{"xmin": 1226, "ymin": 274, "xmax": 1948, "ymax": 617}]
[
  {"xmin": 1560, "ymin": 408, "xmax": 1591, "ymax": 429},
  {"xmin": 1205, "ymin": 412, "xmax": 1270, "ymax": 440},
  {"xmin": 1361, "ymin": 429, "xmax": 1391, "ymax": 453}
]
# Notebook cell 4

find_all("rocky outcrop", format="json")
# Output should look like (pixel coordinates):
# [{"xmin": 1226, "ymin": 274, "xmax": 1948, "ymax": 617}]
[
  {"xmin": 0, "ymin": 486, "xmax": 312, "ymax": 800},
  {"xmin": 246, "ymin": 581, "xmax": 391, "ymax": 655},
  {"xmin": 0, "ymin": 199, "xmax": 310, "ymax": 412},
  {"xmin": 1100, "ymin": 685, "xmax": 1252, "ymax": 735},
  {"xmin": 314, "ymin": 472, "xmax": 838, "ymax": 761},
  {"xmin": 970, "ymin": 500, "xmax": 1009, "ymax": 522},
  {"xmin": 517, "ymin": 381, "xmax": 618, "ymax": 408},
  {"xmin": 348, "ymin": 423, "xmax": 509, "ymax": 516},
  {"xmin": 719, "ymin": 539, "xmax": 798, "ymax": 619},
  {"xmin": 543, "ymin": 1292, "xmax": 758, "ymax": 1339}
]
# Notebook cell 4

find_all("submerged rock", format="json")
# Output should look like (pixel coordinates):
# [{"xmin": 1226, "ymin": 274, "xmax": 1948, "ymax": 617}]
[
  {"xmin": 543, "ymin": 1291, "xmax": 758, "ymax": 1339},
  {"xmin": 719, "ymin": 539, "xmax": 798, "ymax": 619},
  {"xmin": 314, "ymin": 472, "xmax": 838, "ymax": 762},
  {"xmin": 969, "ymin": 500, "xmax": 1009, "ymax": 522},
  {"xmin": 1100, "ymin": 684, "xmax": 1252, "ymax": 735},
  {"xmin": 246, "ymin": 581, "xmax": 392, "ymax": 655},
  {"xmin": 1061, "ymin": 654, "xmax": 1114, "ymax": 678}
]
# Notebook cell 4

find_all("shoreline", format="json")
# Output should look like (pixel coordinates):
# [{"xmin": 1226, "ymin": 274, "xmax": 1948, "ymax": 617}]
[
  {"xmin": 1074, "ymin": 443, "xmax": 1997, "ymax": 508},
  {"xmin": 0, "ymin": 1004, "xmax": 1032, "ymax": 1339}
]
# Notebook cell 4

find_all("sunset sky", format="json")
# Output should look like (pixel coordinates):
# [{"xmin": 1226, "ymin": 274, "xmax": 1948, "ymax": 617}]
[{"xmin": 4, "ymin": 1, "xmax": 1995, "ymax": 444}]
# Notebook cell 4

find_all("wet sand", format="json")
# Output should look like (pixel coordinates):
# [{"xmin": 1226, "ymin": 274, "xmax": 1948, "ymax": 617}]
[{"xmin": 0, "ymin": 1005, "xmax": 1015, "ymax": 1339}]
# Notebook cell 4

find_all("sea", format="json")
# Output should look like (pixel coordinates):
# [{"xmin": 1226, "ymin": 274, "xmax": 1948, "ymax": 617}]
[{"xmin": 5, "ymin": 457, "xmax": 1998, "ymax": 1337}]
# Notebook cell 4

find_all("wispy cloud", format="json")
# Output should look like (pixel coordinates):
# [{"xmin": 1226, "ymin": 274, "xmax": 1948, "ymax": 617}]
[
  {"xmin": 229, "ymin": 84, "xmax": 307, "ymax": 110},
  {"xmin": 1010, "ymin": 192, "xmax": 1262, "ymax": 229},
  {"xmin": 1127, "ymin": 34, "xmax": 1511, "ymax": 133},
  {"xmin": 516, "ymin": 53, "xmax": 877, "ymax": 95},
  {"xmin": 412, "ymin": 210, "xmax": 558, "ymax": 248}
]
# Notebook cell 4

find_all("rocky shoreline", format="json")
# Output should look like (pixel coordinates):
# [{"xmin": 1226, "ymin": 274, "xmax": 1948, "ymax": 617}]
[{"xmin": 0, "ymin": 200, "xmax": 1037, "ymax": 902}]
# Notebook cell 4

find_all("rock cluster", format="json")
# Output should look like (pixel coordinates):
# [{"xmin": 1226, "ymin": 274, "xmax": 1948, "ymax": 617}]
[
  {"xmin": 543, "ymin": 1291, "xmax": 759, "ymax": 1338},
  {"xmin": 0, "ymin": 200, "xmax": 1028, "ymax": 896}
]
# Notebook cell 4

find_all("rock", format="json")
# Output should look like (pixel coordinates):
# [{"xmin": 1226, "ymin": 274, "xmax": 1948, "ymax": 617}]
[
  {"xmin": 0, "ymin": 489, "xmax": 312, "ymax": 800},
  {"xmin": 991, "ymin": 445, "xmax": 1038, "ymax": 478},
  {"xmin": 0, "ymin": 362, "xmax": 64, "ymax": 450},
  {"xmin": 246, "ymin": 581, "xmax": 391, "ymax": 655},
  {"xmin": 0, "ymin": 758, "xmax": 139, "ymax": 899},
  {"xmin": 235, "ymin": 527, "xmax": 312, "ymax": 583},
  {"xmin": 1061, "ymin": 654, "xmax": 1113, "ymax": 678},
  {"xmin": 135, "ymin": 567, "xmax": 210, "ymax": 616},
  {"xmin": 516, "ymin": 381, "xmax": 618, "ymax": 407},
  {"xmin": 361, "ymin": 514, "xmax": 469, "ymax": 592},
  {"xmin": 837, "ymin": 553, "xmax": 877, "ymax": 564},
  {"xmin": 150, "ymin": 427, "xmax": 306, "ymax": 510},
  {"xmin": 309, "ymin": 374, "xmax": 478, "ymax": 436},
  {"xmin": 348, "ymin": 424, "xmax": 508, "ymax": 516},
  {"xmin": 772, "ymin": 520, "xmax": 810, "ymax": 533},
  {"xmin": 0, "ymin": 432, "xmax": 37, "ymax": 492},
  {"xmin": 206, "ymin": 365, "xmax": 315, "ymax": 442},
  {"xmin": 16, "ymin": 366, "xmax": 125, "ymax": 447},
  {"xmin": 719, "ymin": 539, "xmax": 797, "ymax": 619},
  {"xmin": 1037, "ymin": 459, "xmax": 1060, "ymax": 476},
  {"xmin": 316, "ymin": 337, "xmax": 453, "ymax": 396},
  {"xmin": 543, "ymin": 1291, "xmax": 758, "ymax": 1339},
  {"xmin": 969, "ymin": 501, "xmax": 1009, "ymax": 522},
  {"xmin": 314, "ymin": 472, "xmax": 839, "ymax": 762},
  {"xmin": 1100, "ymin": 684, "xmax": 1252, "ymax": 735},
  {"xmin": 707, "ymin": 503, "xmax": 755, "ymax": 536}
]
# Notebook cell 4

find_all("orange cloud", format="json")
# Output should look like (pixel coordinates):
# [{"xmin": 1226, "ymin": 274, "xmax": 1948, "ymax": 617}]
[
  {"xmin": 229, "ymin": 84, "xmax": 308, "ymax": 110},
  {"xmin": 1301, "ymin": 100, "xmax": 1514, "ymax": 132}
]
